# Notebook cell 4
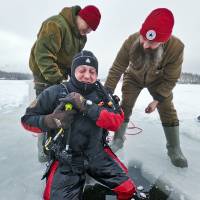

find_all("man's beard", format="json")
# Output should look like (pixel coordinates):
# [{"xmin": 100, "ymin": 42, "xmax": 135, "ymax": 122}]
[{"xmin": 129, "ymin": 38, "xmax": 164, "ymax": 69}]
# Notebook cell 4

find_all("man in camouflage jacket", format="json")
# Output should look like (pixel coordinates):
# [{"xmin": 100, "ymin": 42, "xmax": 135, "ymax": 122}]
[
  {"xmin": 29, "ymin": 5, "xmax": 101, "ymax": 163},
  {"xmin": 105, "ymin": 8, "xmax": 188, "ymax": 168}
]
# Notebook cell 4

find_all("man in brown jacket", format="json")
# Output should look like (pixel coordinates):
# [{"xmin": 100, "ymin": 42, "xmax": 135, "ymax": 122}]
[
  {"xmin": 105, "ymin": 8, "xmax": 188, "ymax": 168},
  {"xmin": 29, "ymin": 5, "xmax": 101, "ymax": 163}
]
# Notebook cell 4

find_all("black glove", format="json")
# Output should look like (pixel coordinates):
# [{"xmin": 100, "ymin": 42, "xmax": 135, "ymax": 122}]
[
  {"xmin": 43, "ymin": 109, "xmax": 76, "ymax": 130},
  {"xmin": 59, "ymin": 92, "xmax": 87, "ymax": 112}
]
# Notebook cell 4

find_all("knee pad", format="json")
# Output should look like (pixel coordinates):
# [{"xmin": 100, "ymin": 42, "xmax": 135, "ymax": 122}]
[{"xmin": 113, "ymin": 178, "xmax": 136, "ymax": 200}]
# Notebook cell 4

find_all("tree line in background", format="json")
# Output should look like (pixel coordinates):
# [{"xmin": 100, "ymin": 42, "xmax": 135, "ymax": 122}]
[
  {"xmin": 0, "ymin": 70, "xmax": 32, "ymax": 80},
  {"xmin": 178, "ymin": 72, "xmax": 200, "ymax": 84},
  {"xmin": 0, "ymin": 70, "xmax": 200, "ymax": 84}
]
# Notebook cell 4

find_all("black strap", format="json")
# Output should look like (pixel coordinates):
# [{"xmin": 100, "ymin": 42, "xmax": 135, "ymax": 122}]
[
  {"xmin": 59, "ymin": 82, "xmax": 72, "ymax": 150},
  {"xmin": 96, "ymin": 80, "xmax": 120, "ymax": 112},
  {"xmin": 60, "ymin": 82, "xmax": 70, "ymax": 94}
]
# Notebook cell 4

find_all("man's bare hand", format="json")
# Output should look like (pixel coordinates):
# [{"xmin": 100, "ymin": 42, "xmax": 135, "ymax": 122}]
[{"xmin": 145, "ymin": 100, "xmax": 159, "ymax": 113}]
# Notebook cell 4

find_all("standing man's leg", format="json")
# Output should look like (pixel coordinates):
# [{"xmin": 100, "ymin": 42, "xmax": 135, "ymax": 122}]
[
  {"xmin": 111, "ymin": 78, "xmax": 142, "ymax": 152},
  {"xmin": 152, "ymin": 91, "xmax": 188, "ymax": 168},
  {"xmin": 35, "ymin": 83, "xmax": 49, "ymax": 163},
  {"xmin": 37, "ymin": 133, "xmax": 48, "ymax": 163}
]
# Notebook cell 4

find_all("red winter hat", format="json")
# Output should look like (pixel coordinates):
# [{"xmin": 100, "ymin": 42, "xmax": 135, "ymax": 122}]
[
  {"xmin": 78, "ymin": 5, "xmax": 101, "ymax": 31},
  {"xmin": 140, "ymin": 8, "xmax": 174, "ymax": 42}
]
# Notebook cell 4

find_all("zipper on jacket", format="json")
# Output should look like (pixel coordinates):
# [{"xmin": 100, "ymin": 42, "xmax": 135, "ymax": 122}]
[{"xmin": 143, "ymin": 64, "xmax": 148, "ymax": 86}]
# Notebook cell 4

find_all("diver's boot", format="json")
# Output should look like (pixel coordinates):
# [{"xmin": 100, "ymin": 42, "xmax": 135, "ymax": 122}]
[
  {"xmin": 110, "ymin": 122, "xmax": 128, "ymax": 153},
  {"xmin": 37, "ymin": 133, "xmax": 48, "ymax": 163},
  {"xmin": 163, "ymin": 126, "xmax": 188, "ymax": 168}
]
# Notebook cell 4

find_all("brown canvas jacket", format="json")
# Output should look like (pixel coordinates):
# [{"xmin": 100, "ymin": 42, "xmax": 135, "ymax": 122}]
[{"xmin": 105, "ymin": 32, "xmax": 184, "ymax": 98}]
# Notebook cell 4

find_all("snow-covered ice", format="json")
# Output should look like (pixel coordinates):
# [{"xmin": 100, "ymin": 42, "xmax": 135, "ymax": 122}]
[
  {"xmin": 0, "ymin": 80, "xmax": 200, "ymax": 200},
  {"xmin": 113, "ymin": 83, "xmax": 200, "ymax": 200},
  {"xmin": 0, "ymin": 80, "xmax": 29, "ymax": 113}
]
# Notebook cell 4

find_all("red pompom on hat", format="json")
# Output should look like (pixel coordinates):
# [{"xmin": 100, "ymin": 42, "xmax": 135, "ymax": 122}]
[
  {"xmin": 78, "ymin": 5, "xmax": 101, "ymax": 31},
  {"xmin": 140, "ymin": 8, "xmax": 174, "ymax": 42}
]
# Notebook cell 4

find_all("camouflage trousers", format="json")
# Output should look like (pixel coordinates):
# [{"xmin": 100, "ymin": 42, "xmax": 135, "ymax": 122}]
[{"xmin": 121, "ymin": 77, "xmax": 179, "ymax": 126}]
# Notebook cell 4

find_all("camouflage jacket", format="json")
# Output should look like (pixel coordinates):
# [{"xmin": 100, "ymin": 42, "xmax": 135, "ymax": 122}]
[{"xmin": 29, "ymin": 6, "xmax": 87, "ymax": 85}]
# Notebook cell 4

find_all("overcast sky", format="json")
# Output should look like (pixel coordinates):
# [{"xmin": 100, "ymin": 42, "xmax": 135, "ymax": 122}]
[{"xmin": 0, "ymin": 0, "xmax": 199, "ymax": 78}]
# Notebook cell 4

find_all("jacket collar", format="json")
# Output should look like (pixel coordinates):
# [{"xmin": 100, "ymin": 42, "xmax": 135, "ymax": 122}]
[{"xmin": 60, "ymin": 6, "xmax": 86, "ymax": 39}]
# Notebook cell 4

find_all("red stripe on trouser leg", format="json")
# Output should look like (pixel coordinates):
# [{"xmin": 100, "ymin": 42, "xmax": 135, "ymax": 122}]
[
  {"xmin": 43, "ymin": 161, "xmax": 59, "ymax": 200},
  {"xmin": 104, "ymin": 146, "xmax": 128, "ymax": 174},
  {"xmin": 113, "ymin": 178, "xmax": 136, "ymax": 200}
]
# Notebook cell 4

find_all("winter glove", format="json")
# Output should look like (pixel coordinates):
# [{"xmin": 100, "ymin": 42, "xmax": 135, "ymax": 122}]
[
  {"xmin": 43, "ymin": 109, "xmax": 77, "ymax": 130},
  {"xmin": 59, "ymin": 92, "xmax": 87, "ymax": 112}
]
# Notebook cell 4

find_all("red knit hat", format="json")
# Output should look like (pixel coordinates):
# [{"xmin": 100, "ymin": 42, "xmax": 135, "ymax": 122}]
[
  {"xmin": 78, "ymin": 5, "xmax": 101, "ymax": 31},
  {"xmin": 140, "ymin": 8, "xmax": 174, "ymax": 42}
]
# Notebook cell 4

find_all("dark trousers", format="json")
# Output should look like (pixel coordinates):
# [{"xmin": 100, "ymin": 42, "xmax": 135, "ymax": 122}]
[{"xmin": 43, "ymin": 147, "xmax": 135, "ymax": 200}]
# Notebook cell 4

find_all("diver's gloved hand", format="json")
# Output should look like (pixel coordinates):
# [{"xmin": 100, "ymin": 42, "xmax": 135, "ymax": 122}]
[
  {"xmin": 43, "ymin": 109, "xmax": 77, "ymax": 130},
  {"xmin": 59, "ymin": 92, "xmax": 87, "ymax": 112}
]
